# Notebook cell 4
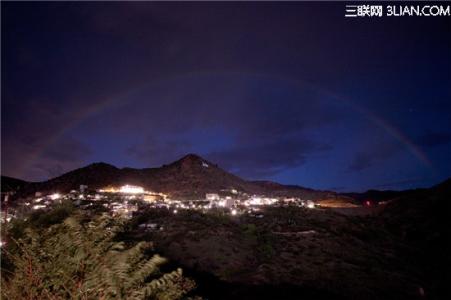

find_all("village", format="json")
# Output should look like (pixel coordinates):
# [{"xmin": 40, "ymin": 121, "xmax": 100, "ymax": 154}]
[{"xmin": 1, "ymin": 184, "xmax": 318, "ymax": 226}]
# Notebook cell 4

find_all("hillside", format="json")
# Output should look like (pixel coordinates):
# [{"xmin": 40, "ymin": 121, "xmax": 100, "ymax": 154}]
[
  {"xmin": 251, "ymin": 180, "xmax": 336, "ymax": 199},
  {"xmin": 370, "ymin": 178, "xmax": 451, "ymax": 299},
  {"xmin": 127, "ymin": 178, "xmax": 451, "ymax": 299},
  {"xmin": 342, "ymin": 189, "xmax": 417, "ymax": 204},
  {"xmin": 6, "ymin": 154, "xmax": 449, "ymax": 207},
  {"xmin": 1, "ymin": 176, "xmax": 29, "ymax": 193},
  {"xmin": 12, "ymin": 154, "xmax": 334, "ymax": 200}
]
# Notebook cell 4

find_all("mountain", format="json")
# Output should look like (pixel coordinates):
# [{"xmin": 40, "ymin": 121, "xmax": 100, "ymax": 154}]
[
  {"xmin": 1, "ymin": 176, "xmax": 29, "ymax": 193},
  {"xmin": 377, "ymin": 178, "xmax": 450, "ymax": 235},
  {"xmin": 6, "ymin": 154, "xmax": 450, "ymax": 205},
  {"xmin": 341, "ymin": 189, "xmax": 417, "ymax": 205},
  {"xmin": 371, "ymin": 178, "xmax": 450, "ymax": 298},
  {"xmin": 11, "ymin": 154, "xmax": 334, "ymax": 200},
  {"xmin": 251, "ymin": 180, "xmax": 336, "ymax": 199}
]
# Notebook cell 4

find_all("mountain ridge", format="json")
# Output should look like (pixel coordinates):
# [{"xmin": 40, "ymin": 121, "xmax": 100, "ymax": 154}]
[
  {"xmin": 3, "ymin": 154, "xmax": 333, "ymax": 200},
  {"xmin": 2, "ymin": 154, "xmax": 450, "ymax": 203}
]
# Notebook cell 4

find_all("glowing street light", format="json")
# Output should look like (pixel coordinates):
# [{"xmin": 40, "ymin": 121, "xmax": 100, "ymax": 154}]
[
  {"xmin": 50, "ymin": 193, "xmax": 61, "ymax": 200},
  {"xmin": 33, "ymin": 205, "xmax": 46, "ymax": 210},
  {"xmin": 306, "ymin": 200, "xmax": 315, "ymax": 209}
]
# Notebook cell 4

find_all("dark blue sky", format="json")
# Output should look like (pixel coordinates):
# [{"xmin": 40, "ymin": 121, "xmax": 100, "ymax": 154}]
[{"xmin": 2, "ymin": 2, "xmax": 451, "ymax": 192}]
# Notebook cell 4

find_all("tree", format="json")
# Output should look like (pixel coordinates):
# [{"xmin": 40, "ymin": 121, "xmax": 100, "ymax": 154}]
[{"xmin": 1, "ymin": 214, "xmax": 196, "ymax": 300}]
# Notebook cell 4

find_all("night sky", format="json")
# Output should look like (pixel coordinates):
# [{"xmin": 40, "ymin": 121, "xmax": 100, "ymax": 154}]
[{"xmin": 2, "ymin": 2, "xmax": 451, "ymax": 192}]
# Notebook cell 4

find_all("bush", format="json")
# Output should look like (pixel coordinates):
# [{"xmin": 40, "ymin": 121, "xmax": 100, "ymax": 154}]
[
  {"xmin": 241, "ymin": 223, "xmax": 258, "ymax": 243},
  {"xmin": 1, "ymin": 214, "xmax": 196, "ymax": 300},
  {"xmin": 28, "ymin": 200, "xmax": 75, "ymax": 228}
]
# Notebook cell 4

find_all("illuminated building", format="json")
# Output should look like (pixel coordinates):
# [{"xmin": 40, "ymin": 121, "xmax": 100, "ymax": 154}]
[
  {"xmin": 306, "ymin": 200, "xmax": 315, "ymax": 209},
  {"xmin": 49, "ymin": 193, "xmax": 61, "ymax": 200},
  {"xmin": 206, "ymin": 193, "xmax": 220, "ymax": 201},
  {"xmin": 119, "ymin": 185, "xmax": 144, "ymax": 194}
]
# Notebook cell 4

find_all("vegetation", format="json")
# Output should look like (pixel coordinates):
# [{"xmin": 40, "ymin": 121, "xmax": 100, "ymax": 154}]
[
  {"xmin": 241, "ymin": 223, "xmax": 275, "ymax": 260},
  {"xmin": 1, "ymin": 210, "xmax": 196, "ymax": 300},
  {"xmin": 2, "ymin": 180, "xmax": 449, "ymax": 299}
]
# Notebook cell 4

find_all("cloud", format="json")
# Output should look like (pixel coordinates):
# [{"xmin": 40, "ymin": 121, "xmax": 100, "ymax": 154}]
[
  {"xmin": 328, "ymin": 186, "xmax": 346, "ymax": 192},
  {"xmin": 126, "ymin": 138, "xmax": 193, "ymax": 167},
  {"xmin": 126, "ymin": 130, "xmax": 332, "ymax": 180},
  {"xmin": 4, "ymin": 2, "xmax": 450, "ymax": 190},
  {"xmin": 26, "ymin": 139, "xmax": 92, "ymax": 180},
  {"xmin": 416, "ymin": 132, "xmax": 451, "ymax": 147},
  {"xmin": 1, "ymin": 134, "xmax": 92, "ymax": 181},
  {"xmin": 30, "ymin": 163, "xmax": 65, "ymax": 180},
  {"xmin": 347, "ymin": 141, "xmax": 402, "ymax": 172},
  {"xmin": 43, "ymin": 139, "xmax": 92, "ymax": 162},
  {"xmin": 206, "ymin": 136, "xmax": 332, "ymax": 179},
  {"xmin": 347, "ymin": 154, "xmax": 373, "ymax": 172},
  {"xmin": 373, "ymin": 178, "xmax": 425, "ymax": 189},
  {"xmin": 0, "ymin": 93, "xmax": 91, "ymax": 180},
  {"xmin": 119, "ymin": 74, "xmax": 339, "ymax": 177}
]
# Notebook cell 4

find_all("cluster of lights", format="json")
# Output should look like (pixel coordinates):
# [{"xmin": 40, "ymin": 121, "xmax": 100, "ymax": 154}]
[
  {"xmin": 99, "ymin": 185, "xmax": 144, "ymax": 194},
  {"xmin": 50, "ymin": 193, "xmax": 61, "ymax": 200},
  {"xmin": 246, "ymin": 197, "xmax": 278, "ymax": 206},
  {"xmin": 106, "ymin": 200, "xmax": 139, "ymax": 218},
  {"xmin": 7, "ymin": 185, "xmax": 318, "ymax": 227},
  {"xmin": 21, "ymin": 193, "xmax": 65, "ymax": 212},
  {"xmin": 98, "ymin": 185, "xmax": 167, "ymax": 200},
  {"xmin": 119, "ymin": 185, "xmax": 144, "ymax": 194}
]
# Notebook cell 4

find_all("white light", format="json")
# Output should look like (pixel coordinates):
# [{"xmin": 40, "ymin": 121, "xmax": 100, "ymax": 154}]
[
  {"xmin": 306, "ymin": 200, "xmax": 315, "ymax": 209},
  {"xmin": 173, "ymin": 209, "xmax": 178, "ymax": 214},
  {"xmin": 50, "ymin": 193, "xmax": 60, "ymax": 200},
  {"xmin": 33, "ymin": 205, "xmax": 46, "ymax": 210},
  {"xmin": 249, "ymin": 197, "xmax": 263, "ymax": 205},
  {"xmin": 0, "ymin": 241, "xmax": 4, "ymax": 247},
  {"xmin": 119, "ymin": 185, "xmax": 144, "ymax": 194},
  {"xmin": 231, "ymin": 209, "xmax": 237, "ymax": 216}
]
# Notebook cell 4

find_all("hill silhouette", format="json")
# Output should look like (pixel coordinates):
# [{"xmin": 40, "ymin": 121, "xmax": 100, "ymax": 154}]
[{"xmin": 4, "ymin": 154, "xmax": 335, "ymax": 200}]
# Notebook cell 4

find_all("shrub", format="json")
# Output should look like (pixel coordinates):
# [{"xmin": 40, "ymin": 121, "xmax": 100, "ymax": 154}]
[
  {"xmin": 1, "ymin": 214, "xmax": 196, "ymax": 300},
  {"xmin": 28, "ymin": 199, "xmax": 75, "ymax": 228}
]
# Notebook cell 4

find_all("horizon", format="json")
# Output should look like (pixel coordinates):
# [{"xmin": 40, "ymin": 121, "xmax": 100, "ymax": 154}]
[
  {"xmin": 2, "ymin": 2, "xmax": 451, "ymax": 192},
  {"xmin": 2, "ymin": 152, "xmax": 449, "ymax": 194},
  {"xmin": 1, "ymin": 3, "xmax": 450, "ymax": 298}
]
